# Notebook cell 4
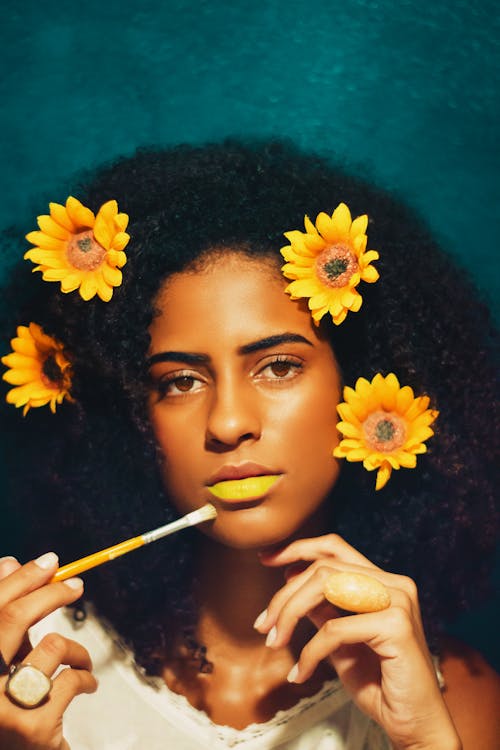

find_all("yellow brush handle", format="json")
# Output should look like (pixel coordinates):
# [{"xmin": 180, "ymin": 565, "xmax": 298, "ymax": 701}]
[{"xmin": 51, "ymin": 535, "xmax": 145, "ymax": 582}]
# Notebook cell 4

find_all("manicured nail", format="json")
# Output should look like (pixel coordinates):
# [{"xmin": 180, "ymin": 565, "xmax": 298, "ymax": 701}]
[
  {"xmin": 253, "ymin": 609, "xmax": 268, "ymax": 630},
  {"xmin": 287, "ymin": 663, "xmax": 299, "ymax": 683},
  {"xmin": 63, "ymin": 577, "xmax": 84, "ymax": 590},
  {"xmin": 265, "ymin": 626, "xmax": 277, "ymax": 647},
  {"xmin": 0, "ymin": 556, "xmax": 17, "ymax": 565},
  {"xmin": 34, "ymin": 552, "xmax": 59, "ymax": 570}
]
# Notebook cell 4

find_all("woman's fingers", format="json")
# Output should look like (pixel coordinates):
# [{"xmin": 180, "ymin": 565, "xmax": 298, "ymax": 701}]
[
  {"xmin": 262, "ymin": 565, "xmax": 341, "ymax": 647},
  {"xmin": 259, "ymin": 534, "xmax": 379, "ymax": 569},
  {"xmin": 0, "ymin": 578, "xmax": 84, "ymax": 664},
  {"xmin": 0, "ymin": 557, "xmax": 22, "ymax": 581},
  {"xmin": 48, "ymin": 665, "xmax": 98, "ymax": 717},
  {"xmin": 0, "ymin": 553, "xmax": 60, "ymax": 610},
  {"xmin": 24, "ymin": 633, "xmax": 93, "ymax": 676},
  {"xmin": 288, "ymin": 607, "xmax": 417, "ymax": 683}
]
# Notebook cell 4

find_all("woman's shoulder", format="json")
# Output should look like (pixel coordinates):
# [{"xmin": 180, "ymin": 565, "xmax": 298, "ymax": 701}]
[{"xmin": 440, "ymin": 636, "xmax": 500, "ymax": 750}]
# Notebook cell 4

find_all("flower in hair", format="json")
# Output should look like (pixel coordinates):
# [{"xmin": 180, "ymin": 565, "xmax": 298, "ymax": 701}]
[
  {"xmin": 280, "ymin": 203, "xmax": 379, "ymax": 325},
  {"xmin": 24, "ymin": 197, "xmax": 129, "ymax": 302},
  {"xmin": 333, "ymin": 373, "xmax": 438, "ymax": 490},
  {"xmin": 2, "ymin": 323, "xmax": 73, "ymax": 415}
]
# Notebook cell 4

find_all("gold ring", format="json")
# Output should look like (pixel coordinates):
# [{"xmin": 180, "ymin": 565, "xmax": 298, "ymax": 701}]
[
  {"xmin": 5, "ymin": 663, "xmax": 53, "ymax": 709},
  {"xmin": 323, "ymin": 571, "xmax": 391, "ymax": 613}
]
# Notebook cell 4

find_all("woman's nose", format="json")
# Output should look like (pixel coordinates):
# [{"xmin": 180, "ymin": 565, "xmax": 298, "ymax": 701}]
[{"xmin": 205, "ymin": 380, "xmax": 261, "ymax": 449}]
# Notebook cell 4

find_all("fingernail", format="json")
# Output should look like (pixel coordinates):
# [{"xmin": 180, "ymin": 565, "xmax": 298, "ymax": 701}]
[
  {"xmin": 265, "ymin": 626, "xmax": 277, "ymax": 647},
  {"xmin": 287, "ymin": 663, "xmax": 299, "ymax": 683},
  {"xmin": 253, "ymin": 609, "xmax": 268, "ymax": 630},
  {"xmin": 34, "ymin": 552, "xmax": 59, "ymax": 570},
  {"xmin": 0, "ymin": 556, "xmax": 17, "ymax": 565},
  {"xmin": 63, "ymin": 577, "xmax": 84, "ymax": 590}
]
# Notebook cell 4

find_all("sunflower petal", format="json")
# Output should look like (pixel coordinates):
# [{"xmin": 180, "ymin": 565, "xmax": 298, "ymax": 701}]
[
  {"xmin": 97, "ymin": 200, "xmax": 118, "ymax": 222},
  {"xmin": 101, "ymin": 264, "xmax": 122, "ymax": 287},
  {"xmin": 304, "ymin": 215, "xmax": 317, "ymax": 234},
  {"xmin": 111, "ymin": 232, "xmax": 130, "ymax": 252},
  {"xmin": 49, "ymin": 202, "xmax": 76, "ymax": 231},
  {"xmin": 96, "ymin": 278, "xmax": 113, "ymax": 302},
  {"xmin": 375, "ymin": 463, "xmax": 392, "ymax": 490},
  {"xmin": 381, "ymin": 373, "xmax": 400, "ymax": 411},
  {"xmin": 79, "ymin": 274, "xmax": 98, "ymax": 301},
  {"xmin": 336, "ymin": 421, "xmax": 362, "ymax": 438},
  {"xmin": 66, "ymin": 197, "xmax": 95, "ymax": 228},
  {"xmin": 37, "ymin": 215, "xmax": 71, "ymax": 240},
  {"xmin": 25, "ymin": 232, "xmax": 66, "ymax": 252},
  {"xmin": 42, "ymin": 268, "xmax": 74, "ymax": 282},
  {"xmin": 360, "ymin": 250, "xmax": 379, "ymax": 267},
  {"xmin": 336, "ymin": 403, "xmax": 361, "ymax": 425},
  {"xmin": 350, "ymin": 214, "xmax": 368, "ymax": 237},
  {"xmin": 3, "ymin": 369, "xmax": 39, "ymax": 385},
  {"xmin": 114, "ymin": 212, "xmax": 129, "ymax": 232},
  {"xmin": 394, "ymin": 452, "xmax": 417, "ymax": 469},
  {"xmin": 343, "ymin": 447, "xmax": 370, "ymax": 461},
  {"xmin": 60, "ymin": 272, "xmax": 84, "ymax": 293},
  {"xmin": 107, "ymin": 249, "xmax": 127, "ymax": 267},
  {"xmin": 361, "ymin": 265, "xmax": 379, "ymax": 283},
  {"xmin": 93, "ymin": 215, "xmax": 113, "ymax": 249},
  {"xmin": 316, "ymin": 212, "xmax": 338, "ymax": 243},
  {"xmin": 331, "ymin": 203, "xmax": 352, "ymax": 237},
  {"xmin": 1, "ymin": 352, "xmax": 38, "ymax": 369}
]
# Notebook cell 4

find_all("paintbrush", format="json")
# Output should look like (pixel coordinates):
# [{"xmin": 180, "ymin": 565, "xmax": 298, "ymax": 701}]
[{"xmin": 51, "ymin": 503, "xmax": 217, "ymax": 582}]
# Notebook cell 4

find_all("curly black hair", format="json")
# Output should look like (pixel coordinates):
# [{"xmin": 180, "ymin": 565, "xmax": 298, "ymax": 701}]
[{"xmin": 1, "ymin": 140, "xmax": 498, "ymax": 674}]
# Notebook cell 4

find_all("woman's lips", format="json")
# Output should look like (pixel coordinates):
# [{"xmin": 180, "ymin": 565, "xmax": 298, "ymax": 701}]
[{"xmin": 206, "ymin": 475, "xmax": 281, "ymax": 502}]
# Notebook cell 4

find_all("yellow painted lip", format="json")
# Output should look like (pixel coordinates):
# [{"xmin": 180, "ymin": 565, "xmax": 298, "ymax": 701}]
[{"xmin": 206, "ymin": 475, "xmax": 281, "ymax": 501}]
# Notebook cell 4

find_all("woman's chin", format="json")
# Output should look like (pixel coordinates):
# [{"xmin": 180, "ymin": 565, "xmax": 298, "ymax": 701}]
[{"xmin": 196, "ymin": 509, "xmax": 310, "ymax": 551}]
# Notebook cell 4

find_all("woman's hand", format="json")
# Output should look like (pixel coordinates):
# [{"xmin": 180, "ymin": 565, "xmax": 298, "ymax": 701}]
[
  {"xmin": 256, "ymin": 534, "xmax": 462, "ymax": 750},
  {"xmin": 0, "ymin": 554, "xmax": 97, "ymax": 750}
]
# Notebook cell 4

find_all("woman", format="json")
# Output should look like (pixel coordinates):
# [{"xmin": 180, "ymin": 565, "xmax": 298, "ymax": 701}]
[{"xmin": 0, "ymin": 141, "xmax": 498, "ymax": 749}]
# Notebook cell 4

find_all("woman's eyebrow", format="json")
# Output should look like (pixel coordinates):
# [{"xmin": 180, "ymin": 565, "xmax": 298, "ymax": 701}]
[
  {"xmin": 238, "ymin": 333, "xmax": 314, "ymax": 354},
  {"xmin": 147, "ymin": 351, "xmax": 209, "ymax": 367}
]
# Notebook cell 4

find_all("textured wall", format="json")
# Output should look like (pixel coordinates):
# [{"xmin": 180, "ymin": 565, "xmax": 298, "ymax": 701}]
[{"xmin": 0, "ymin": 0, "xmax": 498, "ymax": 666}]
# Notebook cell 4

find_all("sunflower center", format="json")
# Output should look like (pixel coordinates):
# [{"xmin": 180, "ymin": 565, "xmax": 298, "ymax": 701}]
[
  {"xmin": 315, "ymin": 244, "xmax": 358, "ymax": 288},
  {"xmin": 66, "ymin": 230, "xmax": 106, "ymax": 271},
  {"xmin": 363, "ymin": 411, "xmax": 406, "ymax": 453},
  {"xmin": 41, "ymin": 354, "xmax": 63, "ymax": 388}
]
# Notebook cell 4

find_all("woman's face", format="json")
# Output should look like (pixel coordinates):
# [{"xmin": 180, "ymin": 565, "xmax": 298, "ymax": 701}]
[{"xmin": 148, "ymin": 253, "xmax": 342, "ymax": 549}]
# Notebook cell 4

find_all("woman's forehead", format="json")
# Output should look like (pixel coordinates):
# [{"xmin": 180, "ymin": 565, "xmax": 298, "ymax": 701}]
[{"xmin": 149, "ymin": 254, "xmax": 325, "ymax": 352}]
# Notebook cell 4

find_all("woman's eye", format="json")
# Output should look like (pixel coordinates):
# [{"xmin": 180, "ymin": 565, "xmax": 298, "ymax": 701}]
[
  {"xmin": 157, "ymin": 374, "xmax": 204, "ymax": 398},
  {"xmin": 258, "ymin": 358, "xmax": 302, "ymax": 380}
]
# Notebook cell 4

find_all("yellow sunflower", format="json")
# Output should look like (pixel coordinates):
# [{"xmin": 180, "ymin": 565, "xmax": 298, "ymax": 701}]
[
  {"xmin": 280, "ymin": 202, "xmax": 379, "ymax": 325},
  {"xmin": 333, "ymin": 373, "xmax": 438, "ymax": 490},
  {"xmin": 2, "ymin": 323, "xmax": 74, "ymax": 415},
  {"xmin": 24, "ymin": 197, "xmax": 130, "ymax": 302}
]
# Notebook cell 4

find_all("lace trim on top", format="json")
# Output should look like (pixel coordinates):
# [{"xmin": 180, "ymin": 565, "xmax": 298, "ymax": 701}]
[{"xmin": 72, "ymin": 606, "xmax": 354, "ymax": 747}]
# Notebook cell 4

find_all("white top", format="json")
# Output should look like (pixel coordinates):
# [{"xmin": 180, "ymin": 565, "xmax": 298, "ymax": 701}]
[{"xmin": 30, "ymin": 607, "xmax": 391, "ymax": 750}]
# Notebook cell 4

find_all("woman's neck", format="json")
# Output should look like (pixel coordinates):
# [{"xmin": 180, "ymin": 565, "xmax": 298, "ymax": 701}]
[{"xmin": 195, "ymin": 542, "xmax": 283, "ymax": 650}]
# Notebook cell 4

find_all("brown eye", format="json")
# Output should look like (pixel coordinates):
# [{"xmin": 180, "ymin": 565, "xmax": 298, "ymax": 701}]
[
  {"xmin": 258, "ymin": 357, "xmax": 303, "ymax": 381},
  {"xmin": 270, "ymin": 361, "xmax": 292, "ymax": 377},
  {"xmin": 173, "ymin": 376, "xmax": 196, "ymax": 392},
  {"xmin": 156, "ymin": 373, "xmax": 204, "ymax": 399}
]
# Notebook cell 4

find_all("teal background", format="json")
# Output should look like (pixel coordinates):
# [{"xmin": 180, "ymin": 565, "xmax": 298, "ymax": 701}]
[{"xmin": 0, "ymin": 0, "xmax": 498, "ymax": 668}]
